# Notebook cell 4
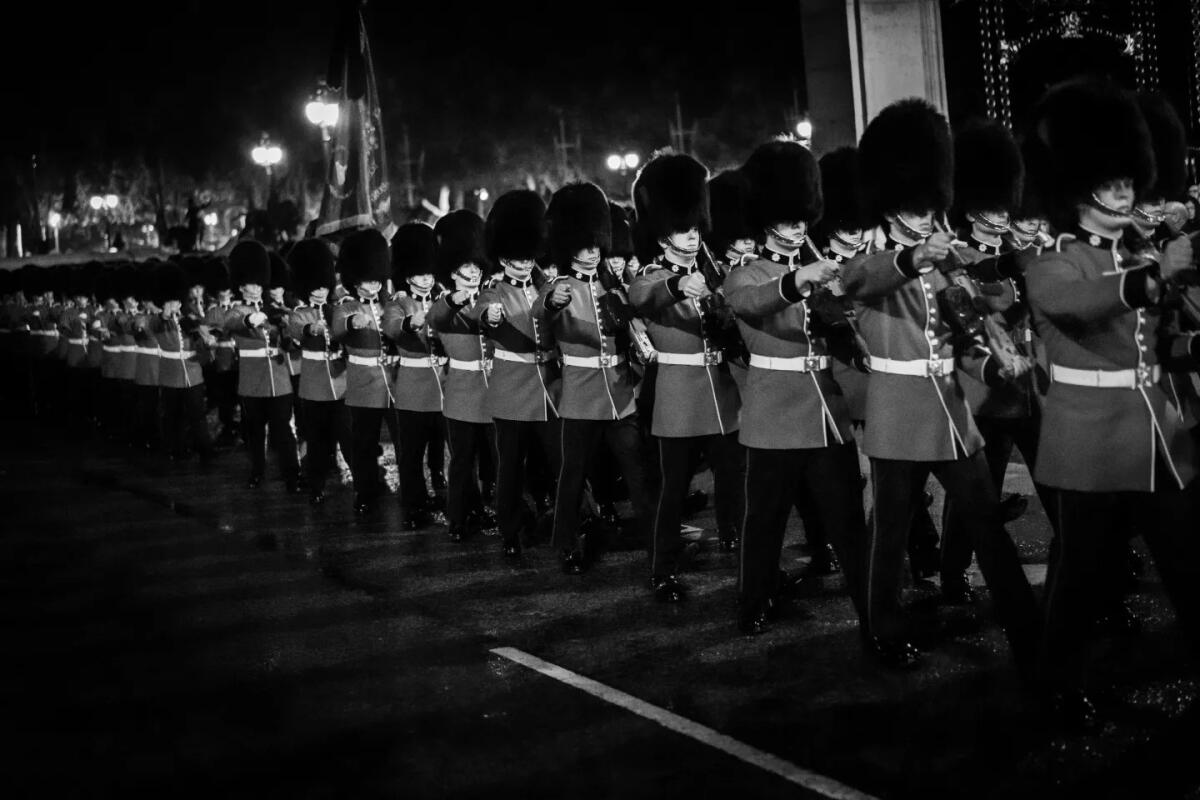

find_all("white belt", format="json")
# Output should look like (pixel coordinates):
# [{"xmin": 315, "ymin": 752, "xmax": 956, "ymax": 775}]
[
  {"xmin": 32, "ymin": 329, "xmax": 59, "ymax": 338},
  {"xmin": 750, "ymin": 353, "xmax": 829, "ymax": 372},
  {"xmin": 398, "ymin": 355, "xmax": 447, "ymax": 368},
  {"xmin": 658, "ymin": 351, "xmax": 723, "ymax": 367},
  {"xmin": 302, "ymin": 350, "xmax": 343, "ymax": 361},
  {"xmin": 240, "ymin": 348, "xmax": 281, "ymax": 358},
  {"xmin": 449, "ymin": 357, "xmax": 490, "ymax": 372},
  {"xmin": 215, "ymin": 341, "xmax": 236, "ymax": 349},
  {"xmin": 134, "ymin": 346, "xmax": 161, "ymax": 356},
  {"xmin": 869, "ymin": 356, "xmax": 954, "ymax": 378},
  {"xmin": 161, "ymin": 350, "xmax": 196, "ymax": 360},
  {"xmin": 67, "ymin": 337, "xmax": 89, "ymax": 346},
  {"xmin": 347, "ymin": 353, "xmax": 386, "ymax": 367},
  {"xmin": 562, "ymin": 353, "xmax": 625, "ymax": 369},
  {"xmin": 1051, "ymin": 363, "xmax": 1161, "ymax": 389},
  {"xmin": 493, "ymin": 348, "xmax": 558, "ymax": 365},
  {"xmin": 102, "ymin": 345, "xmax": 131, "ymax": 354}
]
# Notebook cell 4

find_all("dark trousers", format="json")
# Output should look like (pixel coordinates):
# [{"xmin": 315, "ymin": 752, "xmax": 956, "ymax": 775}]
[
  {"xmin": 119, "ymin": 380, "xmax": 137, "ymax": 443},
  {"xmin": 65, "ymin": 369, "xmax": 98, "ymax": 434},
  {"xmin": 206, "ymin": 370, "xmax": 239, "ymax": 430},
  {"xmin": 427, "ymin": 420, "xmax": 446, "ymax": 483},
  {"xmin": 98, "ymin": 377, "xmax": 121, "ymax": 436},
  {"xmin": 241, "ymin": 395, "xmax": 299, "ymax": 481},
  {"xmin": 134, "ymin": 384, "xmax": 161, "ymax": 449},
  {"xmin": 302, "ymin": 399, "xmax": 352, "ymax": 493},
  {"xmin": 869, "ymin": 453, "xmax": 1039, "ymax": 672},
  {"xmin": 348, "ymin": 406, "xmax": 399, "ymax": 499},
  {"xmin": 494, "ymin": 417, "xmax": 563, "ymax": 547},
  {"xmin": 652, "ymin": 432, "xmax": 744, "ymax": 579},
  {"xmin": 552, "ymin": 416, "xmax": 652, "ymax": 555},
  {"xmin": 942, "ymin": 414, "xmax": 1056, "ymax": 576},
  {"xmin": 161, "ymin": 385, "xmax": 213, "ymax": 458},
  {"xmin": 740, "ymin": 442, "xmax": 865, "ymax": 616},
  {"xmin": 445, "ymin": 418, "xmax": 497, "ymax": 529},
  {"xmin": 1040, "ymin": 477, "xmax": 1200, "ymax": 690},
  {"xmin": 396, "ymin": 410, "xmax": 444, "ymax": 509},
  {"xmin": 289, "ymin": 375, "xmax": 304, "ymax": 441}
]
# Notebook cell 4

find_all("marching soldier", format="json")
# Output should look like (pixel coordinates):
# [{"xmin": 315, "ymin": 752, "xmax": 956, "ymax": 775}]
[
  {"xmin": 535, "ymin": 182, "xmax": 653, "ymax": 575},
  {"xmin": 286, "ymin": 238, "xmax": 352, "ymax": 505},
  {"xmin": 332, "ymin": 228, "xmax": 400, "ymax": 517},
  {"xmin": 109, "ymin": 265, "xmax": 140, "ymax": 445},
  {"xmin": 202, "ymin": 257, "xmax": 240, "ymax": 446},
  {"xmin": 629, "ymin": 152, "xmax": 743, "ymax": 602},
  {"xmin": 223, "ymin": 241, "xmax": 301, "ymax": 492},
  {"xmin": 1023, "ymin": 79, "xmax": 1200, "ymax": 728},
  {"xmin": 383, "ymin": 223, "xmax": 446, "ymax": 529},
  {"xmin": 706, "ymin": 168, "xmax": 757, "ymax": 397},
  {"xmin": 60, "ymin": 265, "xmax": 99, "ymax": 435},
  {"xmin": 843, "ymin": 98, "xmax": 1040, "ymax": 672},
  {"xmin": 724, "ymin": 139, "xmax": 864, "ymax": 634},
  {"xmin": 151, "ymin": 260, "xmax": 215, "ymax": 462},
  {"xmin": 476, "ymin": 190, "xmax": 562, "ymax": 557},
  {"xmin": 131, "ymin": 262, "xmax": 163, "ymax": 451},
  {"xmin": 428, "ymin": 210, "xmax": 497, "ymax": 542}
]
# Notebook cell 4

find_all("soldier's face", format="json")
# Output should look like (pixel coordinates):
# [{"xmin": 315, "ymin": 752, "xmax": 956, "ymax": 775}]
[
  {"xmin": 218, "ymin": 289, "xmax": 233, "ymax": 305},
  {"xmin": 1009, "ymin": 218, "xmax": 1041, "ymax": 247},
  {"xmin": 241, "ymin": 284, "xmax": 263, "ymax": 301},
  {"xmin": 731, "ymin": 238, "xmax": 757, "ymax": 255},
  {"xmin": 890, "ymin": 210, "xmax": 934, "ymax": 238},
  {"xmin": 454, "ymin": 264, "xmax": 482, "ymax": 288},
  {"xmin": 189, "ymin": 285, "xmax": 204, "ymax": 301},
  {"xmin": 605, "ymin": 256, "xmax": 626, "ymax": 273},
  {"xmin": 1132, "ymin": 199, "xmax": 1166, "ymax": 236},
  {"xmin": 502, "ymin": 258, "xmax": 535, "ymax": 279},
  {"xmin": 542, "ymin": 265, "xmax": 559, "ymax": 280},
  {"xmin": 163, "ymin": 300, "xmax": 182, "ymax": 315},
  {"xmin": 310, "ymin": 287, "xmax": 330, "ymax": 303},
  {"xmin": 767, "ymin": 221, "xmax": 807, "ymax": 248},
  {"xmin": 409, "ymin": 274, "xmax": 435, "ymax": 292},
  {"xmin": 269, "ymin": 287, "xmax": 284, "ymax": 303},
  {"xmin": 662, "ymin": 228, "xmax": 700, "ymax": 254},
  {"xmin": 358, "ymin": 280, "xmax": 382, "ymax": 298},
  {"xmin": 572, "ymin": 247, "xmax": 601, "ymax": 271},
  {"xmin": 124, "ymin": 296, "xmax": 139, "ymax": 311}
]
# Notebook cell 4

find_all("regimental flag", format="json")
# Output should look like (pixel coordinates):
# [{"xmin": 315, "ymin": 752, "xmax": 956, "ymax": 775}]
[{"xmin": 316, "ymin": 1, "xmax": 395, "ymax": 239}]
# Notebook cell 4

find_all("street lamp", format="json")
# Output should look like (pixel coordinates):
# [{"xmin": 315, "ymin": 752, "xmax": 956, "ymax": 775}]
[
  {"xmin": 104, "ymin": 194, "xmax": 119, "ymax": 210},
  {"xmin": 48, "ymin": 210, "xmax": 62, "ymax": 253},
  {"xmin": 251, "ymin": 133, "xmax": 284, "ymax": 178},
  {"xmin": 305, "ymin": 84, "xmax": 340, "ymax": 180},
  {"xmin": 606, "ymin": 151, "xmax": 640, "ymax": 176},
  {"xmin": 89, "ymin": 195, "xmax": 104, "ymax": 211},
  {"xmin": 203, "ymin": 212, "xmax": 219, "ymax": 227},
  {"xmin": 795, "ymin": 118, "xmax": 813, "ymax": 148}
]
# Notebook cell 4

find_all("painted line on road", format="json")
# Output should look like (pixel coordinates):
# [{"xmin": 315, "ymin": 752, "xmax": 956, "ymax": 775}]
[{"xmin": 490, "ymin": 646, "xmax": 878, "ymax": 800}]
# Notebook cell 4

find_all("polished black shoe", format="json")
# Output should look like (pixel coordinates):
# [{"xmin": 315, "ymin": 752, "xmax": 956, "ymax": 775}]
[
  {"xmin": 940, "ymin": 572, "xmax": 976, "ymax": 605},
  {"xmin": 353, "ymin": 494, "xmax": 376, "ymax": 516},
  {"xmin": 718, "ymin": 536, "xmax": 740, "ymax": 554},
  {"xmin": 1093, "ymin": 603, "xmax": 1143, "ymax": 638},
  {"xmin": 682, "ymin": 489, "xmax": 708, "ymax": 519},
  {"xmin": 309, "ymin": 490, "xmax": 326, "ymax": 506},
  {"xmin": 401, "ymin": 509, "xmax": 435, "ymax": 531},
  {"xmin": 597, "ymin": 502, "xmax": 622, "ymax": 528},
  {"xmin": 285, "ymin": 478, "xmax": 305, "ymax": 495},
  {"xmin": 1048, "ymin": 689, "xmax": 1100, "ymax": 734},
  {"xmin": 502, "ymin": 542, "xmax": 521, "ymax": 559},
  {"xmin": 431, "ymin": 474, "xmax": 447, "ymax": 492},
  {"xmin": 736, "ymin": 605, "xmax": 770, "ymax": 635},
  {"xmin": 472, "ymin": 507, "xmax": 498, "ymax": 530},
  {"xmin": 868, "ymin": 636, "xmax": 923, "ymax": 670},
  {"xmin": 247, "ymin": 474, "xmax": 264, "ymax": 489},
  {"xmin": 561, "ymin": 551, "xmax": 587, "ymax": 576},
  {"xmin": 650, "ymin": 575, "xmax": 688, "ymax": 603},
  {"xmin": 809, "ymin": 543, "xmax": 841, "ymax": 575},
  {"xmin": 448, "ymin": 525, "xmax": 467, "ymax": 543},
  {"xmin": 1000, "ymin": 493, "xmax": 1029, "ymax": 523}
]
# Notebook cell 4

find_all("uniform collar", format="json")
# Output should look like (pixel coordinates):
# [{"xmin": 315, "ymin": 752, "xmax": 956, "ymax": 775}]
[
  {"xmin": 654, "ymin": 257, "xmax": 697, "ymax": 275},
  {"xmin": 969, "ymin": 233, "xmax": 1003, "ymax": 256},
  {"xmin": 762, "ymin": 244, "xmax": 801, "ymax": 269},
  {"xmin": 571, "ymin": 269, "xmax": 598, "ymax": 282},
  {"xmin": 503, "ymin": 275, "xmax": 533, "ymax": 288},
  {"xmin": 1073, "ymin": 226, "xmax": 1121, "ymax": 251}
]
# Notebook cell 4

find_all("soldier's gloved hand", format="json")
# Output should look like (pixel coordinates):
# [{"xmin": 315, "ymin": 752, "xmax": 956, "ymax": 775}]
[
  {"xmin": 548, "ymin": 283, "xmax": 572, "ymax": 309},
  {"xmin": 408, "ymin": 310, "xmax": 427, "ymax": 330},
  {"xmin": 347, "ymin": 312, "xmax": 369, "ymax": 330},
  {"xmin": 1161, "ymin": 236, "xmax": 1194, "ymax": 283},
  {"xmin": 795, "ymin": 260, "xmax": 839, "ymax": 291},
  {"xmin": 450, "ymin": 289, "xmax": 474, "ymax": 306},
  {"xmin": 308, "ymin": 320, "xmax": 327, "ymax": 337},
  {"xmin": 248, "ymin": 311, "xmax": 268, "ymax": 327},
  {"xmin": 485, "ymin": 303, "xmax": 505, "ymax": 324},
  {"xmin": 914, "ymin": 232, "xmax": 954, "ymax": 271},
  {"xmin": 680, "ymin": 271, "xmax": 711, "ymax": 300}
]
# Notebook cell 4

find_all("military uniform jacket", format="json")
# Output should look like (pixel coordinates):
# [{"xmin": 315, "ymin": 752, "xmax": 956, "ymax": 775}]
[
  {"xmin": 150, "ymin": 313, "xmax": 207, "ymax": 389},
  {"xmin": 59, "ymin": 304, "xmax": 95, "ymax": 369},
  {"xmin": 221, "ymin": 302, "xmax": 293, "ymax": 398},
  {"xmin": 475, "ymin": 276, "xmax": 561, "ymax": 423},
  {"xmin": 203, "ymin": 303, "xmax": 238, "ymax": 372},
  {"xmin": 1026, "ymin": 232, "xmax": 1198, "ymax": 492},
  {"xmin": 821, "ymin": 245, "xmax": 872, "ymax": 423},
  {"xmin": 629, "ymin": 261, "xmax": 739, "ymax": 437},
  {"xmin": 382, "ymin": 291, "xmax": 446, "ymax": 413},
  {"xmin": 130, "ymin": 313, "xmax": 161, "ymax": 387},
  {"xmin": 25, "ymin": 303, "xmax": 60, "ymax": 358},
  {"xmin": 51, "ymin": 303, "xmax": 70, "ymax": 361},
  {"xmin": 108, "ymin": 310, "xmax": 139, "ymax": 381},
  {"xmin": 286, "ymin": 301, "xmax": 347, "ymax": 402},
  {"xmin": 429, "ymin": 292, "xmax": 492, "ymax": 424},
  {"xmin": 95, "ymin": 307, "xmax": 119, "ymax": 379},
  {"xmin": 533, "ymin": 270, "xmax": 639, "ymax": 421},
  {"xmin": 725, "ymin": 251, "xmax": 852, "ymax": 449},
  {"xmin": 843, "ymin": 240, "xmax": 991, "ymax": 461},
  {"xmin": 331, "ymin": 297, "xmax": 395, "ymax": 409}
]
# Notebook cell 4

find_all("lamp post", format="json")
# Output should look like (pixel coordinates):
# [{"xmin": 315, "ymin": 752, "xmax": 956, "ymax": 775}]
[
  {"xmin": 795, "ymin": 118, "xmax": 813, "ymax": 149},
  {"xmin": 606, "ymin": 151, "xmax": 640, "ymax": 177},
  {"xmin": 250, "ymin": 133, "xmax": 284, "ymax": 205},
  {"xmin": 304, "ymin": 84, "xmax": 340, "ymax": 180},
  {"xmin": 47, "ymin": 210, "xmax": 61, "ymax": 253}
]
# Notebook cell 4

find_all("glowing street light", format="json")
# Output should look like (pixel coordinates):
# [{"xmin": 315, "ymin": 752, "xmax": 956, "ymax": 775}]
[
  {"xmin": 89, "ymin": 195, "xmax": 104, "ymax": 211},
  {"xmin": 795, "ymin": 118, "xmax": 813, "ymax": 148},
  {"xmin": 203, "ymin": 212, "xmax": 219, "ymax": 227},
  {"xmin": 251, "ymin": 133, "xmax": 284, "ymax": 178},
  {"xmin": 606, "ymin": 151, "xmax": 641, "ymax": 176},
  {"xmin": 605, "ymin": 154, "xmax": 623, "ymax": 172},
  {"xmin": 47, "ymin": 210, "xmax": 62, "ymax": 252},
  {"xmin": 477, "ymin": 188, "xmax": 489, "ymax": 202},
  {"xmin": 623, "ymin": 152, "xmax": 639, "ymax": 170},
  {"xmin": 104, "ymin": 194, "xmax": 119, "ymax": 210}
]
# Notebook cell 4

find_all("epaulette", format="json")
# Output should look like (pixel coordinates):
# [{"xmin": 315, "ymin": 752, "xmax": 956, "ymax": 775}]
[{"xmin": 1054, "ymin": 233, "xmax": 1077, "ymax": 253}]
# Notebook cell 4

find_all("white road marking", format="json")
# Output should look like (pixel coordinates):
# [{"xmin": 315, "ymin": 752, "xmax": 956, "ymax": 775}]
[{"xmin": 490, "ymin": 646, "xmax": 878, "ymax": 800}]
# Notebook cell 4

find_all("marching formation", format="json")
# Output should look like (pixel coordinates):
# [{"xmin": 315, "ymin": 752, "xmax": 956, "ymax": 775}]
[{"xmin": 3, "ymin": 77, "xmax": 1200, "ymax": 730}]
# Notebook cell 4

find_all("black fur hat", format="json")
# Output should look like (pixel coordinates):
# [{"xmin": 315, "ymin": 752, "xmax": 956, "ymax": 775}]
[
  {"xmin": 268, "ymin": 251, "xmax": 292, "ymax": 292},
  {"xmin": 289, "ymin": 238, "xmax": 336, "ymax": 296},
  {"xmin": 546, "ymin": 182, "xmax": 611, "ymax": 270},
  {"xmin": 952, "ymin": 118, "xmax": 1023, "ymax": 226},
  {"xmin": 337, "ymin": 228, "xmax": 391, "ymax": 289},
  {"xmin": 1137, "ymin": 92, "xmax": 1187, "ymax": 202},
  {"xmin": 203, "ymin": 257, "xmax": 230, "ymax": 295},
  {"xmin": 632, "ymin": 150, "xmax": 710, "ymax": 261},
  {"xmin": 815, "ymin": 147, "xmax": 867, "ymax": 240},
  {"xmin": 486, "ymin": 190, "xmax": 547, "ymax": 263},
  {"xmin": 858, "ymin": 98, "xmax": 954, "ymax": 224},
  {"xmin": 1022, "ymin": 78, "xmax": 1155, "ymax": 232},
  {"xmin": 706, "ymin": 169, "xmax": 756, "ymax": 255},
  {"xmin": 182, "ymin": 255, "xmax": 206, "ymax": 291},
  {"xmin": 434, "ymin": 209, "xmax": 488, "ymax": 283},
  {"xmin": 114, "ymin": 264, "xmax": 137, "ymax": 301},
  {"xmin": 742, "ymin": 139, "xmax": 823, "ymax": 231},
  {"xmin": 156, "ymin": 261, "xmax": 189, "ymax": 305},
  {"xmin": 229, "ymin": 240, "xmax": 271, "ymax": 288},
  {"xmin": 391, "ymin": 222, "xmax": 438, "ymax": 281},
  {"xmin": 609, "ymin": 203, "xmax": 634, "ymax": 259}
]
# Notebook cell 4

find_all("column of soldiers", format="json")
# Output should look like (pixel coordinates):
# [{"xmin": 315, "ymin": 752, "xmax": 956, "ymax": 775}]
[{"xmin": 2, "ymin": 76, "xmax": 1199, "ymax": 731}]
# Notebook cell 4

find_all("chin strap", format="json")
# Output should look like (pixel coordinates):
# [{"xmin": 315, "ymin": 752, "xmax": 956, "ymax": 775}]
[
  {"xmin": 971, "ymin": 211, "xmax": 1012, "ymax": 235},
  {"xmin": 1089, "ymin": 192, "xmax": 1132, "ymax": 219}
]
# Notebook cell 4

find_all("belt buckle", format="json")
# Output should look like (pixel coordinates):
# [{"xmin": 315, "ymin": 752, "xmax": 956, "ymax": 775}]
[
  {"xmin": 926, "ymin": 358, "xmax": 948, "ymax": 378},
  {"xmin": 1136, "ymin": 363, "xmax": 1153, "ymax": 387},
  {"xmin": 599, "ymin": 353, "xmax": 615, "ymax": 368},
  {"xmin": 482, "ymin": 357, "xmax": 493, "ymax": 373},
  {"xmin": 704, "ymin": 351, "xmax": 720, "ymax": 367},
  {"xmin": 804, "ymin": 355, "xmax": 822, "ymax": 372}
]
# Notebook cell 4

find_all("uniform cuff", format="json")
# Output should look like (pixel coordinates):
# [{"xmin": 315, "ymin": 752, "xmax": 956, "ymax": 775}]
[
  {"xmin": 665, "ymin": 274, "xmax": 686, "ymax": 300},
  {"xmin": 893, "ymin": 247, "xmax": 924, "ymax": 279},
  {"xmin": 1119, "ymin": 264, "xmax": 1158, "ymax": 309},
  {"xmin": 981, "ymin": 354, "xmax": 1004, "ymax": 387},
  {"xmin": 779, "ymin": 273, "xmax": 808, "ymax": 304}
]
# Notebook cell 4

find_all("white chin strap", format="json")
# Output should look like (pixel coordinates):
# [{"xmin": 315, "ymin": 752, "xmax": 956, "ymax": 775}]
[
  {"xmin": 768, "ymin": 226, "xmax": 805, "ymax": 248},
  {"xmin": 1089, "ymin": 192, "xmax": 1131, "ymax": 219}
]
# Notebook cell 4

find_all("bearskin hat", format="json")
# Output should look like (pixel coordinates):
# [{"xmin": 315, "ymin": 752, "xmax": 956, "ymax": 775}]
[
  {"xmin": 1137, "ymin": 92, "xmax": 1187, "ymax": 202},
  {"xmin": 706, "ymin": 169, "xmax": 756, "ymax": 255},
  {"xmin": 203, "ymin": 257, "xmax": 230, "ymax": 295},
  {"xmin": 268, "ymin": 250, "xmax": 292, "ymax": 292},
  {"xmin": 814, "ymin": 148, "xmax": 868, "ymax": 242},
  {"xmin": 609, "ymin": 203, "xmax": 634, "ymax": 259},
  {"xmin": 135, "ymin": 262, "xmax": 159, "ymax": 304},
  {"xmin": 434, "ymin": 209, "xmax": 488, "ymax": 283},
  {"xmin": 391, "ymin": 222, "xmax": 438, "ymax": 281},
  {"xmin": 1022, "ymin": 78, "xmax": 1155, "ymax": 232},
  {"xmin": 859, "ymin": 98, "xmax": 954, "ymax": 225},
  {"xmin": 336, "ymin": 228, "xmax": 391, "ymax": 289},
  {"xmin": 182, "ymin": 255, "xmax": 206, "ymax": 291},
  {"xmin": 546, "ymin": 182, "xmax": 611, "ymax": 270},
  {"xmin": 486, "ymin": 190, "xmax": 547, "ymax": 263},
  {"xmin": 632, "ymin": 150, "xmax": 710, "ymax": 261},
  {"xmin": 229, "ymin": 240, "xmax": 271, "ymax": 288},
  {"xmin": 112, "ymin": 264, "xmax": 136, "ymax": 302},
  {"xmin": 289, "ymin": 238, "xmax": 337, "ymax": 296},
  {"xmin": 741, "ymin": 138, "xmax": 823, "ymax": 233},
  {"xmin": 156, "ymin": 261, "xmax": 189, "ymax": 305},
  {"xmin": 952, "ymin": 118, "xmax": 1023, "ymax": 227}
]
